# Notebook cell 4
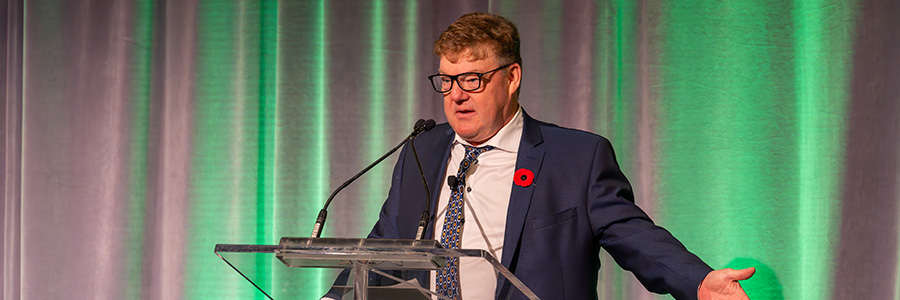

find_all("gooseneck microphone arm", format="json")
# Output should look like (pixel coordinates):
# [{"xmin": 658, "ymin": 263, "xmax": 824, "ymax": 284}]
[
  {"xmin": 310, "ymin": 119, "xmax": 435, "ymax": 238},
  {"xmin": 412, "ymin": 119, "xmax": 436, "ymax": 240}
]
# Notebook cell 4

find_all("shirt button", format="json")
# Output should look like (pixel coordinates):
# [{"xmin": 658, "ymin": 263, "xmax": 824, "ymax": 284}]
[{"xmin": 467, "ymin": 187, "xmax": 472, "ymax": 192}]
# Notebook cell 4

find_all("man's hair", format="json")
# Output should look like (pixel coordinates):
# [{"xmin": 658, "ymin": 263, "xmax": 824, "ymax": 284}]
[{"xmin": 434, "ymin": 12, "xmax": 522, "ymax": 66}]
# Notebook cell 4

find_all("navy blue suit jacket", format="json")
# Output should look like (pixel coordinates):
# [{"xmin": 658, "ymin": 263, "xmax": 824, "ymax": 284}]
[{"xmin": 329, "ymin": 111, "xmax": 712, "ymax": 300}]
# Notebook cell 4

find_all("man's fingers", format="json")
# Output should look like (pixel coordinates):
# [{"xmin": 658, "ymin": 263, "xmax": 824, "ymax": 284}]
[{"xmin": 724, "ymin": 267, "xmax": 756, "ymax": 281}]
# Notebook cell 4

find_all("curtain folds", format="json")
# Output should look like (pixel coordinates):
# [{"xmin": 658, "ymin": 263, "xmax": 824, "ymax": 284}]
[
  {"xmin": 2, "ymin": 0, "xmax": 898, "ymax": 299},
  {"xmin": 2, "ymin": 1, "xmax": 25, "ymax": 299}
]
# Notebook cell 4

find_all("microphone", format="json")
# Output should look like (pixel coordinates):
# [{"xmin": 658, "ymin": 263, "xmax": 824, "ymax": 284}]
[
  {"xmin": 310, "ymin": 119, "xmax": 437, "ymax": 238},
  {"xmin": 447, "ymin": 176, "xmax": 459, "ymax": 189},
  {"xmin": 412, "ymin": 118, "xmax": 435, "ymax": 136}
]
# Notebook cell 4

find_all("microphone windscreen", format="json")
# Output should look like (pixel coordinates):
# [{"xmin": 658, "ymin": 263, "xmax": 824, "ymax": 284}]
[
  {"xmin": 414, "ymin": 119, "xmax": 425, "ymax": 129},
  {"xmin": 423, "ymin": 119, "xmax": 436, "ymax": 131},
  {"xmin": 447, "ymin": 176, "xmax": 458, "ymax": 188}
]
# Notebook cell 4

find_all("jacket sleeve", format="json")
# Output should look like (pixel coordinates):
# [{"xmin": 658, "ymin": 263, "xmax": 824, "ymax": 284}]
[{"xmin": 588, "ymin": 138, "xmax": 712, "ymax": 300}]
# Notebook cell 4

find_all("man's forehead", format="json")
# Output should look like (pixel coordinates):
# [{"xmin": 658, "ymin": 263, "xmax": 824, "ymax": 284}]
[
  {"xmin": 441, "ymin": 45, "xmax": 494, "ymax": 63},
  {"xmin": 438, "ymin": 53, "xmax": 498, "ymax": 73}
]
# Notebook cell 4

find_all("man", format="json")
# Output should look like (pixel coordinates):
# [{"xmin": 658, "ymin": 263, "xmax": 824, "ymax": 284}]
[{"xmin": 326, "ymin": 12, "xmax": 753, "ymax": 300}]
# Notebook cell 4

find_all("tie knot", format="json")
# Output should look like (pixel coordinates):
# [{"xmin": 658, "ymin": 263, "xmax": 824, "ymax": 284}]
[{"xmin": 463, "ymin": 145, "xmax": 495, "ymax": 158}]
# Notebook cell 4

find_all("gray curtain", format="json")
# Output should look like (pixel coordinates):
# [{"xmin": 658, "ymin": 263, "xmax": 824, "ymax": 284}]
[{"xmin": 2, "ymin": 0, "xmax": 899, "ymax": 299}]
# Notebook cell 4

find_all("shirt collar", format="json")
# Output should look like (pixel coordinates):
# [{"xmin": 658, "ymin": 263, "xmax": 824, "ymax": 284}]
[{"xmin": 454, "ymin": 106, "xmax": 523, "ymax": 153}]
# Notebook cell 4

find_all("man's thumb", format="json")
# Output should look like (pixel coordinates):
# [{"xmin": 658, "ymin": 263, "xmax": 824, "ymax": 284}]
[{"xmin": 728, "ymin": 267, "xmax": 756, "ymax": 281}]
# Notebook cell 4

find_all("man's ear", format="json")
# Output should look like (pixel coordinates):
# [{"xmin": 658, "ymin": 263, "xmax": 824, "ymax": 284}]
[{"xmin": 507, "ymin": 63, "xmax": 522, "ymax": 96}]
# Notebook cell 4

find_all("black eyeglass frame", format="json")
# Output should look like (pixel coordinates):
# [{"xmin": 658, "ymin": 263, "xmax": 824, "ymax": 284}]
[{"xmin": 427, "ymin": 63, "xmax": 514, "ymax": 93}]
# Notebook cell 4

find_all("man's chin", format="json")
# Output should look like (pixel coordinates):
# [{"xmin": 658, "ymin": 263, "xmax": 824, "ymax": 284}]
[
  {"xmin": 449, "ymin": 122, "xmax": 472, "ymax": 134},
  {"xmin": 452, "ymin": 126, "xmax": 476, "ymax": 137},
  {"xmin": 457, "ymin": 133, "xmax": 490, "ymax": 145}
]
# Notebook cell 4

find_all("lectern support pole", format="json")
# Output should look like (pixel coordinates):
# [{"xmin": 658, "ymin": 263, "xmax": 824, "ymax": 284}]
[{"xmin": 353, "ymin": 261, "xmax": 369, "ymax": 300}]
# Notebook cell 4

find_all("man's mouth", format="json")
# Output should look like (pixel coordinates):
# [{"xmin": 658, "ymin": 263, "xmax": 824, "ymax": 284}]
[{"xmin": 456, "ymin": 109, "xmax": 475, "ymax": 117}]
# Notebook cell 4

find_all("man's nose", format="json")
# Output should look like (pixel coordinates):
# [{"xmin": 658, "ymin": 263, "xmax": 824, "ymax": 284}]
[{"xmin": 449, "ymin": 81, "xmax": 468, "ymax": 102}]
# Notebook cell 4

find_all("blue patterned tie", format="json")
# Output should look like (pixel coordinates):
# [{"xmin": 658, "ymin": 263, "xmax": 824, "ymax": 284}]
[{"xmin": 437, "ymin": 144, "xmax": 494, "ymax": 299}]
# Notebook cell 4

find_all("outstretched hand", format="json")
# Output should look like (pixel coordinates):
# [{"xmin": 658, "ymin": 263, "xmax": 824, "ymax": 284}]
[{"xmin": 698, "ymin": 267, "xmax": 755, "ymax": 300}]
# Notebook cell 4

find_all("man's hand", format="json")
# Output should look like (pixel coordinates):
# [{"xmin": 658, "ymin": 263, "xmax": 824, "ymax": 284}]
[{"xmin": 698, "ymin": 267, "xmax": 755, "ymax": 300}]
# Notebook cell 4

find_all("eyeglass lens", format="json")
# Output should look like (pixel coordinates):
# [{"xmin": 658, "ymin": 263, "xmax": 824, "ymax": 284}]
[{"xmin": 433, "ymin": 73, "xmax": 481, "ymax": 93}]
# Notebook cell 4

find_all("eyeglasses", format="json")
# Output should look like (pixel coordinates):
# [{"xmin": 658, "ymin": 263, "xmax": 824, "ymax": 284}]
[{"xmin": 427, "ymin": 63, "xmax": 513, "ymax": 93}]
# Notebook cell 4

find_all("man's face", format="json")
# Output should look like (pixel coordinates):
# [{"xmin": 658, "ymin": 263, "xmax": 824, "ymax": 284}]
[{"xmin": 440, "ymin": 54, "xmax": 521, "ymax": 145}]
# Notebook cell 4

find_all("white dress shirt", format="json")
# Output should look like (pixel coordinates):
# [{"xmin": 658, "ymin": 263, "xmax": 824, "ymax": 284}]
[
  {"xmin": 431, "ymin": 107, "xmax": 524, "ymax": 299},
  {"xmin": 323, "ymin": 108, "xmax": 524, "ymax": 300}
]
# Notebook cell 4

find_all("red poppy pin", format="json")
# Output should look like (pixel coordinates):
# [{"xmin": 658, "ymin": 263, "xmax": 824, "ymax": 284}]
[{"xmin": 514, "ymin": 168, "xmax": 534, "ymax": 187}]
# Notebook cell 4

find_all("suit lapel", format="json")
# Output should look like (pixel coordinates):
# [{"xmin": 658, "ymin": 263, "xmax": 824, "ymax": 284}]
[
  {"xmin": 424, "ymin": 115, "xmax": 545, "ymax": 269},
  {"xmin": 500, "ymin": 111, "xmax": 544, "ymax": 269}
]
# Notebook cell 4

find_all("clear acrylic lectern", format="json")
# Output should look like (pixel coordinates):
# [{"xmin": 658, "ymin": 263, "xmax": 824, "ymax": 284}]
[{"xmin": 214, "ymin": 237, "xmax": 540, "ymax": 300}]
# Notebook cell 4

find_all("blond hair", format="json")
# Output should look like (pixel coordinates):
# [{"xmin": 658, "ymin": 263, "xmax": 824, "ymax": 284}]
[{"xmin": 434, "ymin": 12, "xmax": 522, "ymax": 66}]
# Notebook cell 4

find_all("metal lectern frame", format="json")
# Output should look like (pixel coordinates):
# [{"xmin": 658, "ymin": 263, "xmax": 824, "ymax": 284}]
[{"xmin": 214, "ymin": 237, "xmax": 540, "ymax": 300}]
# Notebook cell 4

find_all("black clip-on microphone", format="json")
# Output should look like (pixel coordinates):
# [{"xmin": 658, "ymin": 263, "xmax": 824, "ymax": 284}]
[
  {"xmin": 447, "ymin": 176, "xmax": 459, "ymax": 190},
  {"xmin": 309, "ymin": 119, "xmax": 436, "ymax": 238}
]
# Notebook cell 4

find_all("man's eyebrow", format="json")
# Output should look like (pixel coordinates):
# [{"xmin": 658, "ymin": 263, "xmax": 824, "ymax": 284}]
[{"xmin": 437, "ymin": 69, "xmax": 482, "ymax": 75}]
